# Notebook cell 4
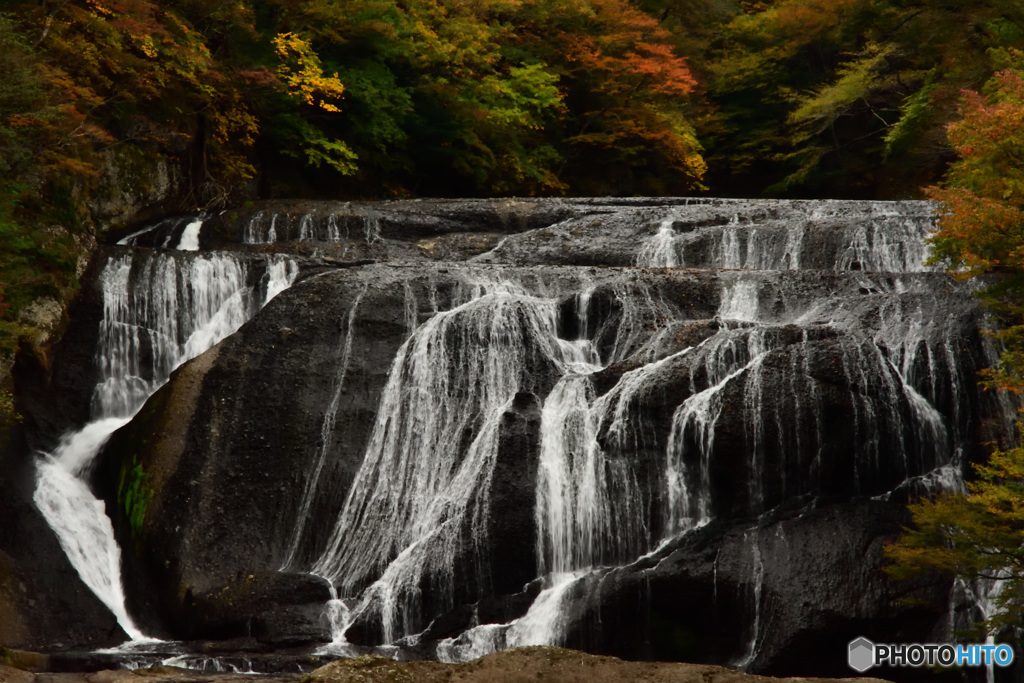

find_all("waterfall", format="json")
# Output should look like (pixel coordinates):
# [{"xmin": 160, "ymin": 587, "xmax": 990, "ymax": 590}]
[
  {"xmin": 951, "ymin": 577, "xmax": 1008, "ymax": 683},
  {"xmin": 297, "ymin": 216, "xmax": 971, "ymax": 656},
  {"xmin": 176, "ymin": 219, "xmax": 203, "ymax": 251},
  {"xmin": 291, "ymin": 202, "xmax": 979, "ymax": 662},
  {"xmin": 734, "ymin": 531, "xmax": 764, "ymax": 669},
  {"xmin": 536, "ymin": 376, "xmax": 602, "ymax": 575},
  {"xmin": 311, "ymin": 278, "xmax": 587, "ymax": 640},
  {"xmin": 34, "ymin": 249, "xmax": 298, "ymax": 640},
  {"xmin": 35, "ymin": 199, "xmax": 1007, "ymax": 669},
  {"xmin": 636, "ymin": 219, "xmax": 679, "ymax": 267},
  {"xmin": 666, "ymin": 337, "xmax": 764, "ymax": 529},
  {"xmin": 241, "ymin": 207, "xmax": 381, "ymax": 245},
  {"xmin": 34, "ymin": 419, "xmax": 140, "ymax": 639},
  {"xmin": 634, "ymin": 203, "xmax": 938, "ymax": 272},
  {"xmin": 435, "ymin": 571, "xmax": 586, "ymax": 663},
  {"xmin": 306, "ymin": 270, "xmax": 715, "ymax": 643}
]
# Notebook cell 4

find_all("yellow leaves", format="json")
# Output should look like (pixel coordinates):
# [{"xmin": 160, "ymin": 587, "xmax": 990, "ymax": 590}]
[
  {"xmin": 84, "ymin": 0, "xmax": 115, "ymax": 17},
  {"xmin": 133, "ymin": 33, "xmax": 158, "ymax": 59},
  {"xmin": 273, "ymin": 32, "xmax": 346, "ymax": 113},
  {"xmin": 206, "ymin": 100, "xmax": 258, "ymax": 183}
]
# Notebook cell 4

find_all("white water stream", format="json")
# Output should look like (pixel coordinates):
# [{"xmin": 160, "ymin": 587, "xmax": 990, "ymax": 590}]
[
  {"xmin": 33, "ymin": 249, "xmax": 297, "ymax": 640},
  {"xmin": 35, "ymin": 201, "xmax": 1005, "ymax": 669},
  {"xmin": 286, "ymin": 203, "xmax": 978, "ymax": 666}
]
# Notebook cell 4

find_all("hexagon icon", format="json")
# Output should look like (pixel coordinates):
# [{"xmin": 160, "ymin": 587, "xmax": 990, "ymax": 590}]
[{"xmin": 848, "ymin": 637, "xmax": 875, "ymax": 672}]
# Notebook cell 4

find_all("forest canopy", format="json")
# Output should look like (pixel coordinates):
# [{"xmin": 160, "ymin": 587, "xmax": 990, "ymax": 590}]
[
  {"xmin": 2, "ymin": 0, "xmax": 1024, "ymax": 364},
  {"xmin": 0, "ymin": 0, "xmax": 706, "ymax": 204},
  {"xmin": 3, "ymin": 0, "xmax": 1024, "ymax": 205}
]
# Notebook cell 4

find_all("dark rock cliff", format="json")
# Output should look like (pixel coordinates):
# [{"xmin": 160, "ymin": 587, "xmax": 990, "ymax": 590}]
[{"xmin": 9, "ymin": 199, "xmax": 1013, "ymax": 680}]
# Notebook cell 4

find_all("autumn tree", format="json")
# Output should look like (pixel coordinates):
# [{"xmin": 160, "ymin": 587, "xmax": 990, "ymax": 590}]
[
  {"xmin": 887, "ymin": 442, "xmax": 1024, "ymax": 638},
  {"xmin": 1, "ymin": 0, "xmax": 708, "ymax": 208},
  {"xmin": 523, "ymin": 0, "xmax": 705, "ymax": 194},
  {"xmin": 0, "ymin": 1, "xmax": 284, "ymax": 342},
  {"xmin": 0, "ymin": 11, "xmax": 90, "ymax": 330},
  {"xmin": 929, "ymin": 53, "xmax": 1024, "ymax": 392},
  {"xmin": 888, "ymin": 56, "xmax": 1024, "ymax": 636},
  {"xmin": 270, "ymin": 31, "xmax": 356, "ymax": 176}
]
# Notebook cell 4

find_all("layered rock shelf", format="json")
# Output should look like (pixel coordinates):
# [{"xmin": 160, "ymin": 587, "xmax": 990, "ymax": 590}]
[{"xmin": 6, "ymin": 198, "xmax": 1012, "ymax": 680}]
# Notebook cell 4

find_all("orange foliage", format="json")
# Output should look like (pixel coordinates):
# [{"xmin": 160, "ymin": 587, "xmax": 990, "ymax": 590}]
[
  {"xmin": 928, "ymin": 69, "xmax": 1024, "ymax": 277},
  {"xmin": 928, "ymin": 66, "xmax": 1024, "ymax": 394},
  {"xmin": 556, "ymin": 0, "xmax": 696, "ymax": 99}
]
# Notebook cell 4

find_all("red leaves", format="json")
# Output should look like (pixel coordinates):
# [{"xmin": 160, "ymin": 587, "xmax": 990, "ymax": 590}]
[
  {"xmin": 928, "ymin": 68, "xmax": 1024, "ymax": 277},
  {"xmin": 556, "ymin": 0, "xmax": 696, "ymax": 99},
  {"xmin": 523, "ymin": 0, "xmax": 703, "ymax": 189}
]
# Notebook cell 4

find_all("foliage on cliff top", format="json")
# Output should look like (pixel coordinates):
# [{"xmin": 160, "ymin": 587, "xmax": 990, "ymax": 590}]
[
  {"xmin": 2, "ymin": 0, "xmax": 1024, "ymax": 352},
  {"xmin": 2, "ymin": 0, "xmax": 703, "ymax": 203}
]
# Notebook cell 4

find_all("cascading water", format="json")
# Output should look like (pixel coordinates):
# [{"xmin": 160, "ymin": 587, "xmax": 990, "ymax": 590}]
[
  {"xmin": 34, "ymin": 246, "xmax": 298, "ymax": 640},
  {"xmin": 274, "ymin": 200, "xmax": 990, "ymax": 669},
  {"xmin": 176, "ymin": 219, "xmax": 203, "ymax": 251},
  {"xmin": 628, "ymin": 201, "xmax": 938, "ymax": 273},
  {"xmin": 31, "ymin": 199, "xmax": 1015, "ymax": 673},
  {"xmin": 241, "ymin": 206, "xmax": 380, "ymax": 246},
  {"xmin": 34, "ymin": 420, "xmax": 142, "ymax": 639},
  {"xmin": 310, "ymin": 278, "xmax": 594, "ymax": 642}
]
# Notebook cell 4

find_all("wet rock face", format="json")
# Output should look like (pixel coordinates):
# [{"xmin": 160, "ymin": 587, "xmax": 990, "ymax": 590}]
[
  {"xmin": 559, "ymin": 502, "xmax": 952, "ymax": 675},
  {"xmin": 20, "ymin": 198, "xmax": 1014, "ymax": 673},
  {"xmin": 92, "ymin": 265, "xmax": 427, "ymax": 637},
  {"xmin": 12, "ymin": 252, "xmax": 110, "ymax": 447},
  {"xmin": 185, "ymin": 571, "xmax": 333, "ymax": 644}
]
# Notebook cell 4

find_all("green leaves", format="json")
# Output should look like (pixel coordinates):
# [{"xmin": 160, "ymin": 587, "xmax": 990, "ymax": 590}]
[
  {"xmin": 883, "ymin": 80, "xmax": 938, "ymax": 159},
  {"xmin": 695, "ymin": 0, "xmax": 1024, "ymax": 196},
  {"xmin": 0, "ymin": 0, "xmax": 707, "ymax": 200},
  {"xmin": 118, "ymin": 454, "xmax": 154, "ymax": 538},
  {"xmin": 887, "ymin": 437, "xmax": 1024, "ymax": 638},
  {"xmin": 472, "ymin": 64, "xmax": 564, "ymax": 130},
  {"xmin": 275, "ymin": 0, "xmax": 704, "ymax": 195},
  {"xmin": 788, "ymin": 44, "xmax": 895, "ymax": 143}
]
